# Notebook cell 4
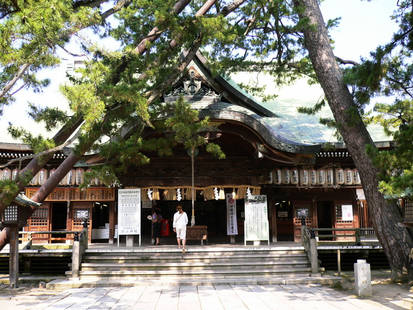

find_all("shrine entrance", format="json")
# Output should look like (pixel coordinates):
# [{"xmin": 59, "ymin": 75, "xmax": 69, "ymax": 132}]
[
  {"xmin": 275, "ymin": 200, "xmax": 294, "ymax": 241},
  {"xmin": 317, "ymin": 201, "xmax": 334, "ymax": 240},
  {"xmin": 51, "ymin": 202, "xmax": 67, "ymax": 243},
  {"xmin": 140, "ymin": 198, "xmax": 246, "ymax": 245}
]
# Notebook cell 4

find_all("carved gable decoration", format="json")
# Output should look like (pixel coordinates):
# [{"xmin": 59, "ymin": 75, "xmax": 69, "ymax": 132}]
[{"xmin": 164, "ymin": 66, "xmax": 220, "ymax": 103}]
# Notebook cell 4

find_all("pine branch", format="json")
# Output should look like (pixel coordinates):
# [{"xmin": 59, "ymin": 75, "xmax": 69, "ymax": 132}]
[
  {"xmin": 100, "ymin": 0, "xmax": 132, "ymax": 19},
  {"xmin": 0, "ymin": 1, "xmax": 132, "ymax": 101},
  {"xmin": 0, "ymin": 63, "xmax": 30, "ymax": 100},
  {"xmin": 0, "ymin": 128, "xmax": 82, "ymax": 169},
  {"xmin": 387, "ymin": 76, "xmax": 413, "ymax": 98},
  {"xmin": 73, "ymin": 0, "xmax": 107, "ymax": 9},
  {"xmin": 221, "ymin": 0, "xmax": 247, "ymax": 16},
  {"xmin": 134, "ymin": 0, "xmax": 192, "ymax": 54},
  {"xmin": 336, "ymin": 56, "xmax": 358, "ymax": 66}
]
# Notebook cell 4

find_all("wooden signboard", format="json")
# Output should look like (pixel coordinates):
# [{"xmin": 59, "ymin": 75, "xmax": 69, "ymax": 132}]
[
  {"xmin": 117, "ymin": 188, "xmax": 141, "ymax": 246},
  {"xmin": 244, "ymin": 195, "xmax": 269, "ymax": 245}
]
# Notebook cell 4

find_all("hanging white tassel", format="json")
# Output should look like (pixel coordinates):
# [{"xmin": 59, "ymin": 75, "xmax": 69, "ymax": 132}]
[
  {"xmin": 246, "ymin": 187, "xmax": 252, "ymax": 200},
  {"xmin": 219, "ymin": 188, "xmax": 225, "ymax": 200},
  {"xmin": 213, "ymin": 187, "xmax": 219, "ymax": 200},
  {"xmin": 147, "ymin": 188, "xmax": 153, "ymax": 201}
]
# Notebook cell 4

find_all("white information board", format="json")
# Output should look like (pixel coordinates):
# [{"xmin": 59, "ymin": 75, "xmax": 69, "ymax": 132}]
[
  {"xmin": 118, "ymin": 188, "xmax": 141, "ymax": 246},
  {"xmin": 341, "ymin": 204, "xmax": 353, "ymax": 221},
  {"xmin": 244, "ymin": 195, "xmax": 269, "ymax": 245},
  {"xmin": 226, "ymin": 194, "xmax": 238, "ymax": 235}
]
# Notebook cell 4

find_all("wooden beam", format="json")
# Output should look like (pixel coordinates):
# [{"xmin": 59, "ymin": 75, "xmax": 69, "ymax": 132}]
[{"xmin": 109, "ymin": 202, "xmax": 115, "ymax": 244}]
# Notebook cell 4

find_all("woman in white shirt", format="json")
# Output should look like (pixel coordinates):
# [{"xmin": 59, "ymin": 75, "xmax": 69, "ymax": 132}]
[{"xmin": 173, "ymin": 205, "xmax": 188, "ymax": 253}]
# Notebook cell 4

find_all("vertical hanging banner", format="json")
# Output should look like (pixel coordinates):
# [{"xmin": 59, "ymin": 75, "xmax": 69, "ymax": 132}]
[
  {"xmin": 226, "ymin": 193, "xmax": 238, "ymax": 235},
  {"xmin": 244, "ymin": 195, "xmax": 269, "ymax": 245},
  {"xmin": 118, "ymin": 188, "xmax": 141, "ymax": 236}
]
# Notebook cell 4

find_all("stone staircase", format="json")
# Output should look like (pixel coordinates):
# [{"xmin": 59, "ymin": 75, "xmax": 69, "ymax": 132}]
[{"xmin": 61, "ymin": 245, "xmax": 332, "ymax": 286}]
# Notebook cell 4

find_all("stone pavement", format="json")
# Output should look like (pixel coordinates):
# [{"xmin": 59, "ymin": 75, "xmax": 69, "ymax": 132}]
[{"xmin": 0, "ymin": 283, "xmax": 412, "ymax": 310}]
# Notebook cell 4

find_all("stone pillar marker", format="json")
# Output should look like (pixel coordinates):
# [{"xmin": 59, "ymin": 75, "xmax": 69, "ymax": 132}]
[
  {"xmin": 354, "ymin": 259, "xmax": 372, "ymax": 296},
  {"xmin": 126, "ymin": 235, "xmax": 134, "ymax": 247}
]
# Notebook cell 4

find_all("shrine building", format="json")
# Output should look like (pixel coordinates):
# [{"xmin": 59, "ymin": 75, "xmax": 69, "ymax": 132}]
[{"xmin": 0, "ymin": 52, "xmax": 395, "ymax": 245}]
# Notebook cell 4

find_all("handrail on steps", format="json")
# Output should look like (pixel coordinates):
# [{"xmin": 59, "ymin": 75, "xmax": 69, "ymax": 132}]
[
  {"xmin": 301, "ymin": 223, "xmax": 319, "ymax": 274},
  {"xmin": 18, "ymin": 225, "xmax": 88, "ymax": 278},
  {"xmin": 71, "ymin": 221, "xmax": 88, "ymax": 278}
]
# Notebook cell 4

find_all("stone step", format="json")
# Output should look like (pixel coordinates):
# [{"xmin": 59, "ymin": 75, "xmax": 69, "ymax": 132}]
[
  {"xmin": 69, "ymin": 267, "xmax": 312, "ymax": 277},
  {"xmin": 80, "ymin": 263, "xmax": 310, "ymax": 272},
  {"xmin": 84, "ymin": 249, "xmax": 306, "ymax": 256},
  {"xmin": 75, "ymin": 247, "xmax": 313, "ymax": 284},
  {"xmin": 83, "ymin": 253, "xmax": 307, "ymax": 264},
  {"xmin": 49, "ymin": 274, "xmax": 338, "ymax": 289},
  {"xmin": 82, "ymin": 260, "xmax": 308, "ymax": 268}
]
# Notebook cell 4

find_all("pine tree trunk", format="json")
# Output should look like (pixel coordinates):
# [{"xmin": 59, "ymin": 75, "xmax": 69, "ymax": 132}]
[
  {"xmin": 0, "ymin": 116, "xmax": 83, "ymax": 214},
  {"xmin": 293, "ymin": 0, "xmax": 413, "ymax": 277}
]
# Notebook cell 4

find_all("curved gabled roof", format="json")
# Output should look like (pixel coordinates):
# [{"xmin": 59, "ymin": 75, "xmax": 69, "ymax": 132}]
[
  {"xmin": 192, "ymin": 52, "xmax": 276, "ymax": 117},
  {"xmin": 192, "ymin": 101, "xmax": 321, "ymax": 154}
]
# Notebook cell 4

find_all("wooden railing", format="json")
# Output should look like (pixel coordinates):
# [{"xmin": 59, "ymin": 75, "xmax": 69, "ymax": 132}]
[
  {"xmin": 312, "ymin": 227, "xmax": 377, "ymax": 244},
  {"xmin": 19, "ymin": 225, "xmax": 88, "ymax": 278},
  {"xmin": 20, "ymin": 230, "xmax": 81, "ymax": 244},
  {"xmin": 311, "ymin": 227, "xmax": 377, "ymax": 275}
]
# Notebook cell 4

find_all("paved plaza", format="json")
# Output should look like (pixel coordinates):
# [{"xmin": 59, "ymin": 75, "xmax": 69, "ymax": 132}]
[{"xmin": 0, "ymin": 283, "xmax": 412, "ymax": 310}]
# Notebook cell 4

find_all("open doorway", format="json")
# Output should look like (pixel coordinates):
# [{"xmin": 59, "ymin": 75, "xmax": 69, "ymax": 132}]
[
  {"xmin": 317, "ymin": 201, "xmax": 334, "ymax": 240},
  {"xmin": 91, "ymin": 202, "xmax": 110, "ymax": 242},
  {"xmin": 51, "ymin": 202, "xmax": 67, "ymax": 242},
  {"xmin": 275, "ymin": 201, "xmax": 294, "ymax": 241}
]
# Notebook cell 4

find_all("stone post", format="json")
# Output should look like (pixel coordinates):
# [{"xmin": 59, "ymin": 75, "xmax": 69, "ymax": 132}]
[
  {"xmin": 310, "ymin": 238, "xmax": 319, "ymax": 274},
  {"xmin": 9, "ymin": 225, "xmax": 19, "ymax": 288},
  {"xmin": 81, "ymin": 221, "xmax": 88, "ymax": 250},
  {"xmin": 126, "ymin": 235, "xmax": 134, "ymax": 247},
  {"xmin": 354, "ymin": 259, "xmax": 372, "ymax": 296},
  {"xmin": 71, "ymin": 234, "xmax": 80, "ymax": 278}
]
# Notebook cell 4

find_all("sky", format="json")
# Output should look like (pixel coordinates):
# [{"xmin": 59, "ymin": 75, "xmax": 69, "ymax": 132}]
[{"xmin": 0, "ymin": 0, "xmax": 400, "ymax": 143}]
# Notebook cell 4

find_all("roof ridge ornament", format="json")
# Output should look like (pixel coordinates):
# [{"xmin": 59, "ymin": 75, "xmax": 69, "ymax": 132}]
[
  {"xmin": 164, "ymin": 69, "xmax": 221, "ymax": 103},
  {"xmin": 184, "ymin": 70, "xmax": 202, "ymax": 95}
]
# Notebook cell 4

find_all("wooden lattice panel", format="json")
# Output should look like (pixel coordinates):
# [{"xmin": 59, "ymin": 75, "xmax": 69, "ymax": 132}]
[
  {"xmin": 26, "ymin": 187, "xmax": 115, "ymax": 202},
  {"xmin": 335, "ymin": 204, "xmax": 357, "ymax": 241},
  {"xmin": 72, "ymin": 205, "xmax": 92, "ymax": 242},
  {"xmin": 26, "ymin": 207, "xmax": 49, "ymax": 243}
]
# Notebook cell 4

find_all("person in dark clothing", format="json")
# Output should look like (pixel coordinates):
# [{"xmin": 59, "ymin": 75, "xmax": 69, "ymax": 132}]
[{"xmin": 152, "ymin": 207, "xmax": 162, "ymax": 245}]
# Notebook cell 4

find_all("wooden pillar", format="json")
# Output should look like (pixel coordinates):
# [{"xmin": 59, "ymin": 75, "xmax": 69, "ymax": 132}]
[
  {"xmin": 66, "ymin": 201, "xmax": 72, "ymax": 231},
  {"xmin": 271, "ymin": 201, "xmax": 277, "ymax": 243},
  {"xmin": 312, "ymin": 198, "xmax": 318, "ymax": 228},
  {"xmin": 264, "ymin": 189, "xmax": 277, "ymax": 243},
  {"xmin": 337, "ymin": 249, "xmax": 342, "ymax": 275},
  {"xmin": 46, "ymin": 202, "xmax": 52, "ymax": 243},
  {"xmin": 9, "ymin": 225, "xmax": 19, "ymax": 288},
  {"xmin": 109, "ymin": 202, "xmax": 115, "ymax": 244}
]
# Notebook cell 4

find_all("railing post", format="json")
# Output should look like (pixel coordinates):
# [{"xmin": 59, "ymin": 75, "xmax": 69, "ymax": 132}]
[
  {"xmin": 337, "ymin": 249, "xmax": 341, "ymax": 275},
  {"xmin": 81, "ymin": 220, "xmax": 88, "ymax": 250},
  {"xmin": 72, "ymin": 221, "xmax": 88, "ymax": 278},
  {"xmin": 72, "ymin": 232, "xmax": 80, "ymax": 278},
  {"xmin": 309, "ymin": 229, "xmax": 319, "ymax": 274},
  {"xmin": 355, "ymin": 229, "xmax": 361, "ymax": 245},
  {"xmin": 24, "ymin": 232, "xmax": 33, "ymax": 250},
  {"xmin": 301, "ymin": 217, "xmax": 306, "ymax": 243}
]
